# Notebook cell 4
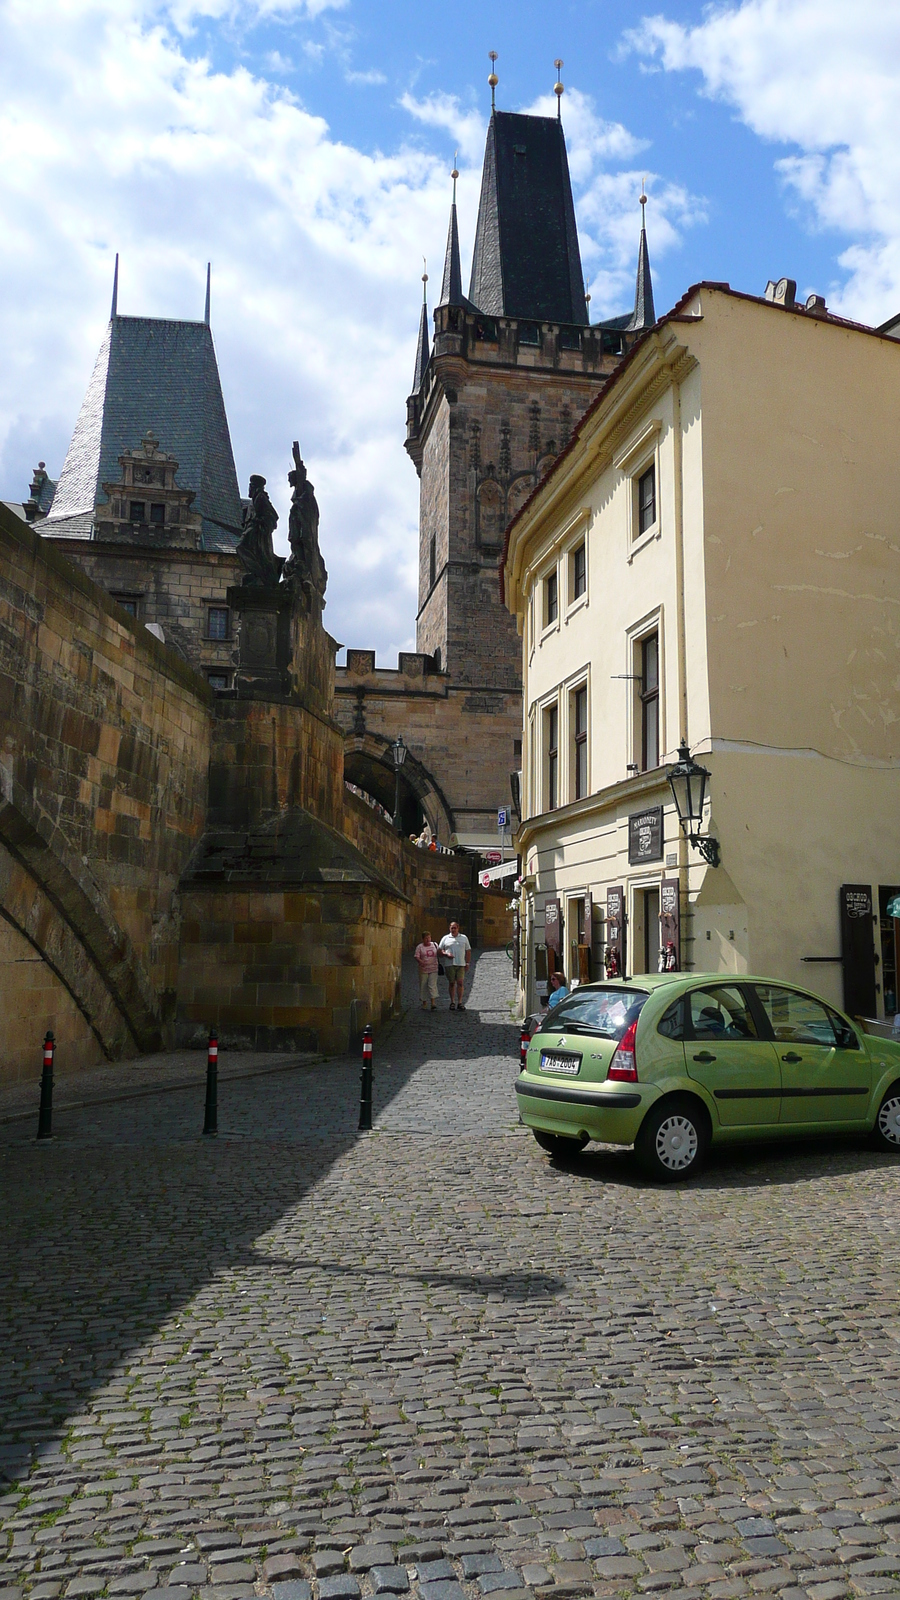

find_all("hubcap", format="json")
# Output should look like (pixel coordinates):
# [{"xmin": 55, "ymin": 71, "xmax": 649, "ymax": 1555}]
[
  {"xmin": 655, "ymin": 1114, "xmax": 699, "ymax": 1171},
  {"xmin": 878, "ymin": 1096, "xmax": 900, "ymax": 1146}
]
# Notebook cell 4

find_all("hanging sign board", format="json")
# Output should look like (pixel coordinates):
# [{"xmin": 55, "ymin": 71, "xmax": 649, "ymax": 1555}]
[
  {"xmin": 606, "ymin": 885, "xmax": 625, "ymax": 978},
  {"xmin": 840, "ymin": 883, "xmax": 876, "ymax": 1017},
  {"xmin": 628, "ymin": 806, "xmax": 663, "ymax": 864}
]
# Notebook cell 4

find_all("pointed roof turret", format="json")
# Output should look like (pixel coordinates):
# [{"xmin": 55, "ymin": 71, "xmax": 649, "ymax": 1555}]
[
  {"xmin": 468, "ymin": 108, "xmax": 587, "ymax": 324},
  {"xmin": 628, "ymin": 188, "xmax": 656, "ymax": 332},
  {"xmin": 411, "ymin": 265, "xmax": 430, "ymax": 394},
  {"xmin": 438, "ymin": 161, "xmax": 464, "ymax": 308},
  {"xmin": 110, "ymin": 253, "xmax": 119, "ymax": 318}
]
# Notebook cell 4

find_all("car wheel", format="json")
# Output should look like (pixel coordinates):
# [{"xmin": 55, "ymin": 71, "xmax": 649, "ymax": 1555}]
[
  {"xmin": 872, "ymin": 1088, "xmax": 900, "ymax": 1152},
  {"xmin": 532, "ymin": 1129, "xmax": 588, "ymax": 1156},
  {"xmin": 636, "ymin": 1097, "xmax": 708, "ymax": 1182}
]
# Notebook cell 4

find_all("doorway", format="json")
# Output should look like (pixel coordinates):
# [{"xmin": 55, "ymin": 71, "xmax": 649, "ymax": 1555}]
[{"xmin": 643, "ymin": 887, "xmax": 660, "ymax": 974}]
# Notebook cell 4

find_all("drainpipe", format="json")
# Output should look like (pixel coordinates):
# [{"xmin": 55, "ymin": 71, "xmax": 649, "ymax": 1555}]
[{"xmin": 671, "ymin": 374, "xmax": 692, "ymax": 969}]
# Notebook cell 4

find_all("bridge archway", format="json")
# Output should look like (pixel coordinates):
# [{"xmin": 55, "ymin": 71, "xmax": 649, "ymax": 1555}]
[{"xmin": 343, "ymin": 732, "xmax": 455, "ymax": 844}]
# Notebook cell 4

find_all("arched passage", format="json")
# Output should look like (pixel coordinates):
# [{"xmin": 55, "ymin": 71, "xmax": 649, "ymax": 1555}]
[{"xmin": 343, "ymin": 732, "xmax": 455, "ymax": 844}]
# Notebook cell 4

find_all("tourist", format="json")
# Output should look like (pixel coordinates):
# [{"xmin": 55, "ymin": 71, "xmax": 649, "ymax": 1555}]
[
  {"xmin": 413, "ymin": 930, "xmax": 440, "ymax": 1011},
  {"xmin": 438, "ymin": 920, "xmax": 471, "ymax": 1011},
  {"xmin": 546, "ymin": 970, "xmax": 568, "ymax": 1008}
]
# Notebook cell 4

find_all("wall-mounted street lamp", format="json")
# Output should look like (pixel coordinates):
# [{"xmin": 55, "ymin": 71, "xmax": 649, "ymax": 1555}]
[
  {"xmin": 391, "ymin": 735, "xmax": 408, "ymax": 833},
  {"xmin": 666, "ymin": 741, "xmax": 721, "ymax": 868}
]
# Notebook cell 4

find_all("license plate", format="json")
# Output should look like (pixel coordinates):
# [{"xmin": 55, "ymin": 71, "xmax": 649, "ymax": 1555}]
[{"xmin": 540, "ymin": 1051, "xmax": 580, "ymax": 1075}]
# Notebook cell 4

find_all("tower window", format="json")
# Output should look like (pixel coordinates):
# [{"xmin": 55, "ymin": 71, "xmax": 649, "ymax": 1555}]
[
  {"xmin": 112, "ymin": 594, "xmax": 140, "ymax": 618},
  {"xmin": 638, "ymin": 464, "xmax": 656, "ymax": 535},
  {"xmin": 207, "ymin": 606, "xmax": 230, "ymax": 641},
  {"xmin": 150, "ymin": 503, "xmax": 166, "ymax": 525},
  {"xmin": 544, "ymin": 571, "xmax": 558, "ymax": 627},
  {"xmin": 129, "ymin": 501, "xmax": 145, "ymax": 523}
]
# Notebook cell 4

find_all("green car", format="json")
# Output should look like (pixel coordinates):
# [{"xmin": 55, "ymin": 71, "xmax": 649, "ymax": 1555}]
[{"xmin": 516, "ymin": 974, "xmax": 900, "ymax": 1182}]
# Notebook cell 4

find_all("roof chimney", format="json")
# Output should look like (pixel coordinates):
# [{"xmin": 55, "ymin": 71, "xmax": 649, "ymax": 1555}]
[{"xmin": 764, "ymin": 277, "xmax": 797, "ymax": 308}]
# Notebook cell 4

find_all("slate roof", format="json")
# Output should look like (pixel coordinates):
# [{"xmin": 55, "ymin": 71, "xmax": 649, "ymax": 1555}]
[
  {"xmin": 439, "ymin": 201, "xmax": 465, "ymax": 308},
  {"xmin": 43, "ymin": 315, "xmax": 242, "ymax": 549},
  {"xmin": 411, "ymin": 289, "xmax": 430, "ymax": 394},
  {"xmin": 468, "ymin": 111, "xmax": 588, "ymax": 325},
  {"xmin": 628, "ymin": 224, "xmax": 656, "ymax": 332}
]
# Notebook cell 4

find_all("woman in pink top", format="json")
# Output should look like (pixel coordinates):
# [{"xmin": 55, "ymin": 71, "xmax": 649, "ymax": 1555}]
[{"xmin": 414, "ymin": 931, "xmax": 440, "ymax": 1010}]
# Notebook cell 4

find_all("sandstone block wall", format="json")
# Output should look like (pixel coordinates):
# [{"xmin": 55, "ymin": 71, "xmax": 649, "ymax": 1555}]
[
  {"xmin": 42, "ymin": 539, "xmax": 241, "ymax": 681},
  {"xmin": 0, "ymin": 505, "xmax": 213, "ymax": 1084},
  {"xmin": 177, "ymin": 884, "xmax": 405, "ymax": 1055}
]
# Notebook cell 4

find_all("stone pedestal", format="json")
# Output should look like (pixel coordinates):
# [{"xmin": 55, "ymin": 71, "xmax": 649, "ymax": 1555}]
[{"xmin": 228, "ymin": 584, "xmax": 293, "ymax": 699}]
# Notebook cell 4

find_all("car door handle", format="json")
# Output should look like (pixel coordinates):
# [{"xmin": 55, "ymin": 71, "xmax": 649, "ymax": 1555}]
[
  {"xmin": 693, "ymin": 1051, "xmax": 717, "ymax": 1063},
  {"xmin": 781, "ymin": 1052, "xmax": 803, "ymax": 1063}
]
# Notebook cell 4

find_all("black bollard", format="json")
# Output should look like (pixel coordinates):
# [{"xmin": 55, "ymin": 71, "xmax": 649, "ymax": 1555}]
[
  {"xmin": 37, "ymin": 1030, "xmax": 55, "ymax": 1141},
  {"xmin": 359, "ymin": 1025, "xmax": 373, "ymax": 1131},
  {"xmin": 202, "ymin": 1031, "xmax": 218, "ymax": 1138},
  {"xmin": 519, "ymin": 1023, "xmax": 530, "ymax": 1073}
]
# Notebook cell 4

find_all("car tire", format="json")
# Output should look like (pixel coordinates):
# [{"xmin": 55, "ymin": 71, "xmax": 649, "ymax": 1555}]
[
  {"xmin": 871, "ymin": 1086, "xmax": 900, "ymax": 1152},
  {"xmin": 532, "ymin": 1129, "xmax": 588, "ymax": 1156},
  {"xmin": 635, "ymin": 1097, "xmax": 708, "ymax": 1182}
]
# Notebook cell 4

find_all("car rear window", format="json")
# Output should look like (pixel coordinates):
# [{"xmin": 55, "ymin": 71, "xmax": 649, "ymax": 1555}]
[{"xmin": 542, "ymin": 987, "xmax": 649, "ymax": 1039}]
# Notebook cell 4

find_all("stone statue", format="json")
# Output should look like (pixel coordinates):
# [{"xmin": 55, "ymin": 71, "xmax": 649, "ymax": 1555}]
[
  {"xmin": 283, "ymin": 441, "xmax": 327, "ymax": 610},
  {"xmin": 236, "ymin": 474, "xmax": 282, "ymax": 587}
]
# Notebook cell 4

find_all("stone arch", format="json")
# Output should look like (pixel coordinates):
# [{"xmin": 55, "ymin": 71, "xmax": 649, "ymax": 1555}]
[
  {"xmin": 342, "ymin": 731, "xmax": 455, "ymax": 845},
  {"xmin": 0, "ymin": 773, "xmax": 163, "ymax": 1060},
  {"xmin": 475, "ymin": 477, "xmax": 504, "ymax": 547},
  {"xmin": 507, "ymin": 472, "xmax": 537, "ymax": 523}
]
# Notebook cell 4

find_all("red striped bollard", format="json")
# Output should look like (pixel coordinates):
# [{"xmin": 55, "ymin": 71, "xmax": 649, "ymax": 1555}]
[
  {"xmin": 202, "ymin": 1031, "xmax": 218, "ymax": 1138},
  {"xmin": 37, "ymin": 1031, "xmax": 55, "ymax": 1140},
  {"xmin": 359, "ymin": 1025, "xmax": 373, "ymax": 1130},
  {"xmin": 519, "ymin": 1022, "xmax": 530, "ymax": 1073}
]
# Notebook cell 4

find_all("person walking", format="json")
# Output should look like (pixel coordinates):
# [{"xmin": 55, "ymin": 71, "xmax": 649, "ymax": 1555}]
[
  {"xmin": 414, "ymin": 930, "xmax": 440, "ymax": 1011},
  {"xmin": 439, "ymin": 920, "xmax": 471, "ymax": 1011}
]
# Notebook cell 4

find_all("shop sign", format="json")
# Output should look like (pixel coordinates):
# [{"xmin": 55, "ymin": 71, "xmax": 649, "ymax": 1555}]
[
  {"xmin": 660, "ymin": 878, "xmax": 680, "ymax": 971},
  {"xmin": 544, "ymin": 897, "xmax": 561, "ymax": 953},
  {"xmin": 605, "ymin": 885, "xmax": 625, "ymax": 978},
  {"xmin": 628, "ymin": 806, "xmax": 663, "ymax": 864}
]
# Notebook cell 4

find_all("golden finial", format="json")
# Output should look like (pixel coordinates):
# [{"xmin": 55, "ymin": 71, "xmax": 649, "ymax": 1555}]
[
  {"xmin": 584, "ymin": 279, "xmax": 591, "ymax": 313},
  {"xmin": 640, "ymin": 177, "xmax": 648, "ymax": 221},
  {"xmin": 554, "ymin": 58, "xmax": 564, "ymax": 119},
  {"xmin": 422, "ymin": 257, "xmax": 428, "ymax": 300},
  {"xmin": 452, "ymin": 149, "xmax": 459, "ymax": 204},
  {"xmin": 488, "ymin": 50, "xmax": 498, "ymax": 112}
]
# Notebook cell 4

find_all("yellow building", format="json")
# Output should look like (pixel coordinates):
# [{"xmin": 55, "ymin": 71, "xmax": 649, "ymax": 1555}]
[{"xmin": 502, "ymin": 280, "xmax": 900, "ymax": 1022}]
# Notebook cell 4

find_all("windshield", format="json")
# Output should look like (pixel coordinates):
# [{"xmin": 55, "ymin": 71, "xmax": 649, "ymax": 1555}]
[{"xmin": 541, "ymin": 987, "xmax": 649, "ymax": 1039}]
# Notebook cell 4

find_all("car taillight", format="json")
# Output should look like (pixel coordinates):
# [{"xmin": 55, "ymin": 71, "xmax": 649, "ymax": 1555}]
[{"xmin": 608, "ymin": 1019, "xmax": 638, "ymax": 1082}]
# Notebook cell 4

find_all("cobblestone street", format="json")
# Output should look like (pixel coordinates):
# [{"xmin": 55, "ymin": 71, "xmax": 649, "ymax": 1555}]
[{"xmin": 3, "ymin": 952, "xmax": 900, "ymax": 1600}]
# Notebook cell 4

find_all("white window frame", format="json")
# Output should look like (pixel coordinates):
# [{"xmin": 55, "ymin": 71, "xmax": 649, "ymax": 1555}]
[
  {"xmin": 625, "ymin": 608, "xmax": 665, "ymax": 776},
  {"xmin": 614, "ymin": 418, "xmax": 663, "ymax": 560}
]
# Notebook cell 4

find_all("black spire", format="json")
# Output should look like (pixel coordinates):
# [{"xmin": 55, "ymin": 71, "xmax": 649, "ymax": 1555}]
[
  {"xmin": 468, "ymin": 110, "xmax": 587, "ymax": 325},
  {"xmin": 411, "ymin": 267, "xmax": 430, "ymax": 394},
  {"xmin": 628, "ymin": 191, "xmax": 656, "ymax": 332},
  {"xmin": 438, "ymin": 162, "xmax": 464, "ymax": 307}
]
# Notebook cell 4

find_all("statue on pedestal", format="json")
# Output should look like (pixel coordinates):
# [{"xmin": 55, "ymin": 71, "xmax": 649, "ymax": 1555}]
[
  {"xmin": 237, "ymin": 474, "xmax": 282, "ymax": 587},
  {"xmin": 283, "ymin": 442, "xmax": 327, "ymax": 610}
]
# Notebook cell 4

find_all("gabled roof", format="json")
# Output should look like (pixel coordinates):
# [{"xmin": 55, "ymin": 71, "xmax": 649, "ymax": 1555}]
[
  {"xmin": 468, "ymin": 110, "xmax": 588, "ymax": 325},
  {"xmin": 43, "ymin": 314, "xmax": 243, "ymax": 549}
]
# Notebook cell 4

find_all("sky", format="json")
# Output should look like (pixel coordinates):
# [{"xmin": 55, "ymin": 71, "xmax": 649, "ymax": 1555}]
[{"xmin": 2, "ymin": 0, "xmax": 900, "ymax": 662}]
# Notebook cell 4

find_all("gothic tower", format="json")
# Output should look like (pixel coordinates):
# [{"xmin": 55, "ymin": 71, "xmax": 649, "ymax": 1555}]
[{"xmin": 406, "ymin": 105, "xmax": 650, "ymax": 692}]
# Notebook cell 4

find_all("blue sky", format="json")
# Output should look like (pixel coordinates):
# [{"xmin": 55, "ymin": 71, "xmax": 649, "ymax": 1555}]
[{"xmin": 1, "ymin": 0, "xmax": 897, "ymax": 659}]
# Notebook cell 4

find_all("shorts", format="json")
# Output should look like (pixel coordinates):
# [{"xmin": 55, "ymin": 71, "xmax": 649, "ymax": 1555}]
[
  {"xmin": 419, "ymin": 969, "xmax": 439, "ymax": 1001},
  {"xmin": 444, "ymin": 964, "xmax": 466, "ymax": 984}
]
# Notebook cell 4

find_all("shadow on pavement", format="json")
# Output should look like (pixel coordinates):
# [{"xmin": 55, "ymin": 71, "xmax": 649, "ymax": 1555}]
[
  {"xmin": 539, "ymin": 1131, "xmax": 900, "ymax": 1188},
  {"xmin": 0, "ymin": 950, "xmax": 518, "ymax": 1490},
  {"xmin": 248, "ymin": 1248, "xmax": 565, "ymax": 1301}
]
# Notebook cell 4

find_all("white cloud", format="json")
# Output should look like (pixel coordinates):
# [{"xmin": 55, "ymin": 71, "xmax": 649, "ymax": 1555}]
[
  {"xmin": 0, "ymin": 0, "xmax": 703, "ymax": 663},
  {"xmin": 399, "ymin": 92, "xmax": 487, "ymax": 167},
  {"xmin": 626, "ymin": 0, "xmax": 900, "ymax": 322}
]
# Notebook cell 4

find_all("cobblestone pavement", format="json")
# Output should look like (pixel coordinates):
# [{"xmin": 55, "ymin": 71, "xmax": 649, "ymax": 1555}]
[{"xmin": 4, "ymin": 951, "xmax": 900, "ymax": 1600}]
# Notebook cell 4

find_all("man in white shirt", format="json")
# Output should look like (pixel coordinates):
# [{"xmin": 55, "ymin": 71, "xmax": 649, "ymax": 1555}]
[{"xmin": 438, "ymin": 921, "xmax": 472, "ymax": 1011}]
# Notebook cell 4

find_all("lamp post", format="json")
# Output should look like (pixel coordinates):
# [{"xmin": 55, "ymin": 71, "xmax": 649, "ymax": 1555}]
[
  {"xmin": 391, "ymin": 735, "xmax": 408, "ymax": 833},
  {"xmin": 666, "ymin": 741, "xmax": 721, "ymax": 867}
]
